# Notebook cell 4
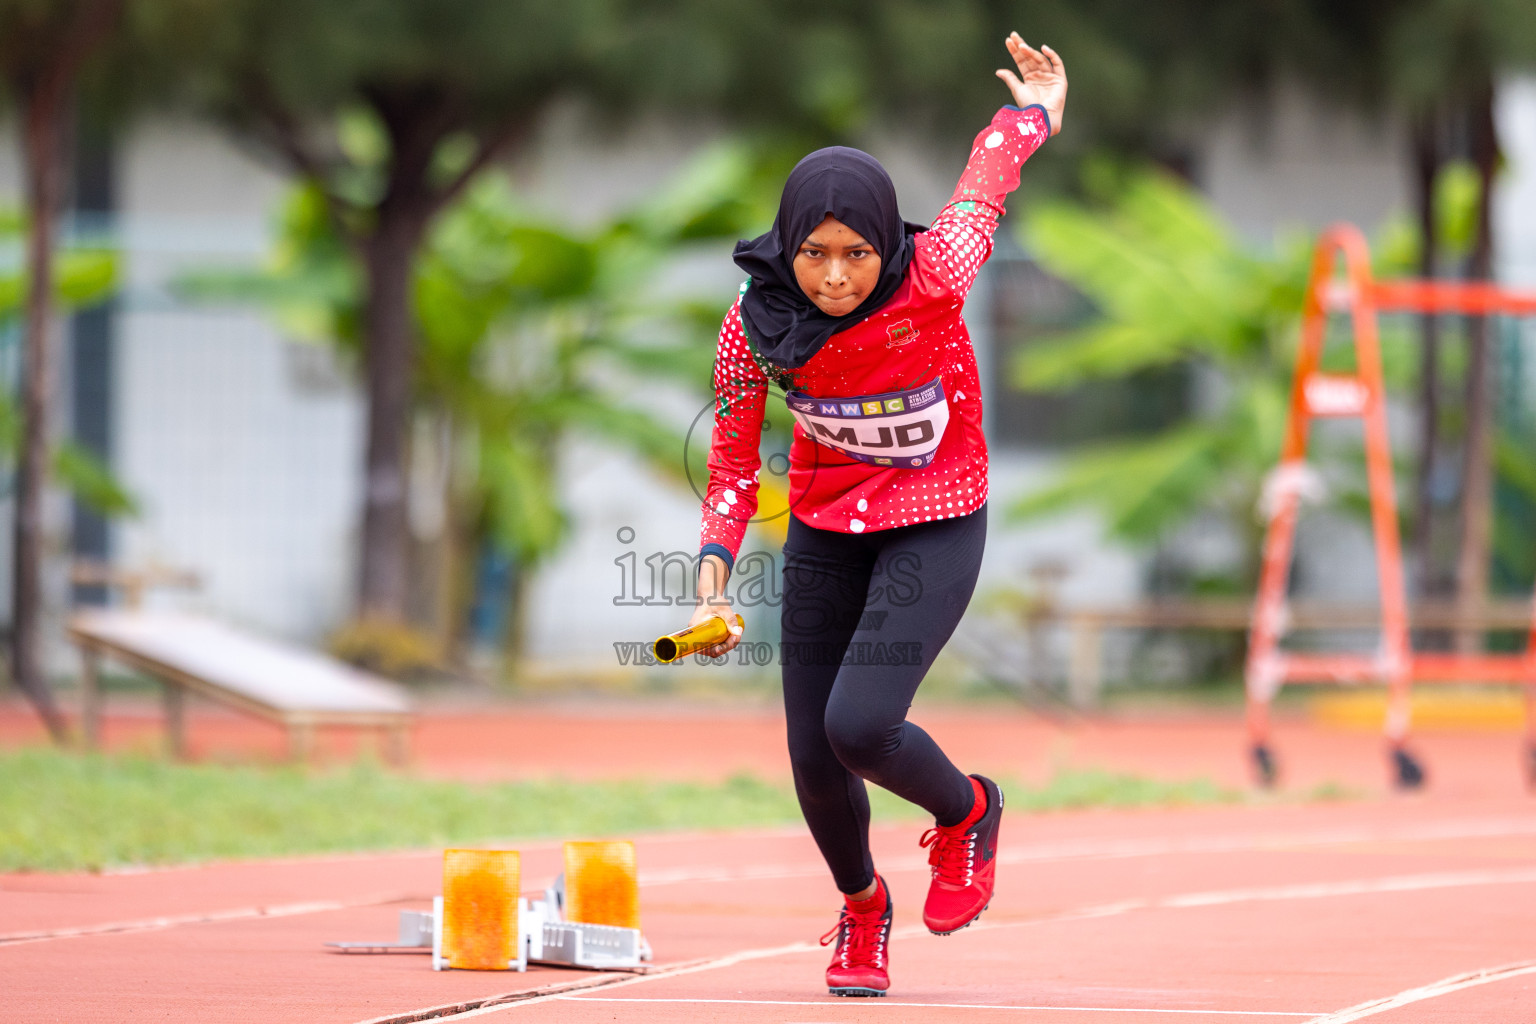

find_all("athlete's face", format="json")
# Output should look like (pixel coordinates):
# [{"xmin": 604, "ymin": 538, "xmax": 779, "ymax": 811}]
[{"xmin": 793, "ymin": 215, "xmax": 882, "ymax": 317}]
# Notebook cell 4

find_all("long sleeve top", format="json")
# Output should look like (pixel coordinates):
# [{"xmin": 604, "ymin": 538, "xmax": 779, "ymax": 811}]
[{"xmin": 699, "ymin": 104, "xmax": 1051, "ymax": 571}]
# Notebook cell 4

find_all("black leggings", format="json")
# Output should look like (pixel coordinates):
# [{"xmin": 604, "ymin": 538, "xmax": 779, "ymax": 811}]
[{"xmin": 780, "ymin": 504, "xmax": 986, "ymax": 895}]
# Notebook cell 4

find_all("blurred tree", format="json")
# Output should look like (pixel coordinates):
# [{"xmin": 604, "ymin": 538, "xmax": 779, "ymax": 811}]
[
  {"xmin": 1177, "ymin": 0, "xmax": 1536, "ymax": 628},
  {"xmin": 0, "ymin": 212, "xmax": 131, "ymax": 519},
  {"xmin": 179, "ymin": 142, "xmax": 782, "ymax": 669},
  {"xmin": 1383, "ymin": 2, "xmax": 1536, "ymax": 644},
  {"xmin": 0, "ymin": 210, "xmax": 127, "ymax": 737},
  {"xmin": 0, "ymin": 0, "xmax": 123, "ymax": 742},
  {"xmin": 178, "ymin": 1, "xmax": 611, "ymax": 624},
  {"xmin": 1005, "ymin": 168, "xmax": 1317, "ymax": 587}
]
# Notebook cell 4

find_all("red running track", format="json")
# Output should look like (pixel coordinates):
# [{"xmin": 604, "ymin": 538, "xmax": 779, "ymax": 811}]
[
  {"xmin": 4, "ymin": 797, "xmax": 1536, "ymax": 1022},
  {"xmin": 4, "ymin": 702, "xmax": 1535, "ymax": 1021}
]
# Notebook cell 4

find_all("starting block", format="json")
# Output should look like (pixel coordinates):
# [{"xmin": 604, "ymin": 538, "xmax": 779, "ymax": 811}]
[{"xmin": 328, "ymin": 841, "xmax": 650, "ymax": 971}]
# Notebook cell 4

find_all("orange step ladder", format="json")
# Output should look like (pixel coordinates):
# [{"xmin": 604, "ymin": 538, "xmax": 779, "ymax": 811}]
[{"xmin": 1245, "ymin": 223, "xmax": 1536, "ymax": 789}]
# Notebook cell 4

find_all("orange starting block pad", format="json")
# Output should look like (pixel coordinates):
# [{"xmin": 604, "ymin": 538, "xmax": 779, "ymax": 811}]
[
  {"xmin": 563, "ymin": 840, "xmax": 641, "ymax": 930},
  {"xmin": 437, "ymin": 849, "xmax": 523, "ymax": 970},
  {"xmin": 328, "ymin": 842, "xmax": 650, "ymax": 971}
]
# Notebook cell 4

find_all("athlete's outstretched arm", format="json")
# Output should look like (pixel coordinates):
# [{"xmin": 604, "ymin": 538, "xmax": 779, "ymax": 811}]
[{"xmin": 922, "ymin": 36, "xmax": 1067, "ymax": 298}]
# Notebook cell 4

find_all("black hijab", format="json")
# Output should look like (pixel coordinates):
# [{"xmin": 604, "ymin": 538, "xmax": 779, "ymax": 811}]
[{"xmin": 732, "ymin": 146, "xmax": 924, "ymax": 370}]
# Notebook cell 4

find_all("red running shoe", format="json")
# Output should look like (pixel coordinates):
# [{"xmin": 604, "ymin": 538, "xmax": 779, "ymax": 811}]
[
  {"xmin": 821, "ymin": 876, "xmax": 892, "ymax": 997},
  {"xmin": 920, "ymin": 774, "xmax": 1003, "ymax": 935}
]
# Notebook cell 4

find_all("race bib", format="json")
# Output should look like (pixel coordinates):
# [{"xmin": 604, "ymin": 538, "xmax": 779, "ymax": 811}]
[{"xmin": 785, "ymin": 379, "xmax": 950, "ymax": 468}]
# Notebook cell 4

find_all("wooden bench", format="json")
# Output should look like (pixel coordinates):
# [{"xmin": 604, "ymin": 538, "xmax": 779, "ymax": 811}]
[{"xmin": 70, "ymin": 610, "xmax": 414, "ymax": 763}]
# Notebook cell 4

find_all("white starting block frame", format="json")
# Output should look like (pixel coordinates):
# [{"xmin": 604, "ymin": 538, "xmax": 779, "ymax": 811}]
[{"xmin": 330, "ymin": 875, "xmax": 651, "ymax": 972}]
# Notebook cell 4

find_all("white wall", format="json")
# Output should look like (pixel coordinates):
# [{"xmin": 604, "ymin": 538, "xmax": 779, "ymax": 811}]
[
  {"xmin": 113, "ymin": 311, "xmax": 363, "ymax": 639},
  {"xmin": 110, "ymin": 118, "xmax": 365, "ymax": 642},
  {"xmin": 1199, "ymin": 80, "xmax": 1411, "ymax": 242},
  {"xmin": 1495, "ymin": 76, "xmax": 1536, "ymax": 487},
  {"xmin": 1497, "ymin": 76, "xmax": 1536, "ymax": 287}
]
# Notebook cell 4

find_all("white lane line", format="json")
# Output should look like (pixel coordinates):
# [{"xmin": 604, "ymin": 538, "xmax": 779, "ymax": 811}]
[
  {"xmin": 563, "ymin": 996, "xmax": 1324, "ymax": 1016},
  {"xmin": 636, "ymin": 816, "xmax": 1536, "ymax": 889},
  {"xmin": 960, "ymin": 865, "xmax": 1536, "ymax": 935},
  {"xmin": 422, "ymin": 866, "xmax": 1536, "ymax": 1022},
  {"xmin": 347, "ymin": 972, "xmax": 658, "ymax": 1024},
  {"xmin": 1158, "ymin": 867, "xmax": 1536, "ymax": 909},
  {"xmin": 1307, "ymin": 960, "xmax": 1536, "ymax": 1022},
  {"xmin": 0, "ymin": 891, "xmax": 419, "ymax": 948},
  {"xmin": 13, "ymin": 815, "xmax": 1533, "ymax": 948},
  {"xmin": 414, "ymin": 941, "xmax": 826, "ymax": 1020}
]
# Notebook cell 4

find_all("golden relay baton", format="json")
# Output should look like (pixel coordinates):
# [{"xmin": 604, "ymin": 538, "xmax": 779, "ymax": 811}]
[{"xmin": 652, "ymin": 614, "xmax": 745, "ymax": 663}]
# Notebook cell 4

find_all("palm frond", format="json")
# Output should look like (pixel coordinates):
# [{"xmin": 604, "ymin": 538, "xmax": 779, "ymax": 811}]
[{"xmin": 1007, "ymin": 424, "xmax": 1228, "ymax": 543}]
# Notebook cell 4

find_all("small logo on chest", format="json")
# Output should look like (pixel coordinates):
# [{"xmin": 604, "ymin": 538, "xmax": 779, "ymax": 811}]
[{"xmin": 885, "ymin": 319, "xmax": 919, "ymax": 348}]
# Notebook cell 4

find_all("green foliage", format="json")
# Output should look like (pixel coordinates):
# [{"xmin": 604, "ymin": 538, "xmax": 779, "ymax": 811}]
[
  {"xmin": 1006, "ymin": 166, "xmax": 1482, "ymax": 588},
  {"xmin": 0, "ymin": 245, "xmax": 117, "ymax": 320},
  {"xmin": 1016, "ymin": 169, "xmax": 1309, "ymax": 390},
  {"xmin": 1008, "ymin": 168, "xmax": 1310, "ymax": 560},
  {"xmin": 1375, "ymin": 159, "xmax": 1486, "ymax": 274},
  {"xmin": 52, "ymin": 440, "xmax": 136, "ymax": 517},
  {"xmin": 0, "ymin": 212, "xmax": 133, "ymax": 518},
  {"xmin": 1492, "ymin": 424, "xmax": 1536, "ymax": 593},
  {"xmin": 1380, "ymin": 0, "xmax": 1536, "ymax": 110},
  {"xmin": 193, "ymin": 0, "xmax": 605, "ymax": 128},
  {"xmin": 408, "ymin": 158, "xmax": 784, "ymax": 566},
  {"xmin": 405, "ymin": 160, "xmax": 774, "ymax": 566},
  {"xmin": 179, "ymin": 144, "xmax": 781, "ymax": 570},
  {"xmin": 0, "ymin": 746, "xmax": 1240, "ymax": 872},
  {"xmin": 1433, "ymin": 161, "xmax": 1485, "ymax": 259}
]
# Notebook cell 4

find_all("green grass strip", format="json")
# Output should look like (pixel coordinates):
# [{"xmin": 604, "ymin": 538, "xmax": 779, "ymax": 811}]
[{"xmin": 0, "ymin": 747, "xmax": 1239, "ymax": 873}]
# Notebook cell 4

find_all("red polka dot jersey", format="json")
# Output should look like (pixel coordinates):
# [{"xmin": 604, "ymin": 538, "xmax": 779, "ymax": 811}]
[{"xmin": 699, "ymin": 104, "xmax": 1050, "ymax": 570}]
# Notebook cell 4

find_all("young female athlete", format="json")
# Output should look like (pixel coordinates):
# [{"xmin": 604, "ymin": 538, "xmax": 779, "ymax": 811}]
[{"xmin": 685, "ymin": 32, "xmax": 1067, "ymax": 997}]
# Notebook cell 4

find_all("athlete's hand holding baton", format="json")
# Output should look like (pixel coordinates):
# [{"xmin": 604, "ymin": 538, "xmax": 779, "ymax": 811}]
[{"xmin": 681, "ymin": 553, "xmax": 743, "ymax": 660}]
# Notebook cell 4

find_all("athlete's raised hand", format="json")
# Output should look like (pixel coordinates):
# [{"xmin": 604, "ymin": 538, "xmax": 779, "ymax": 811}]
[{"xmin": 996, "ymin": 32, "xmax": 1066, "ymax": 136}]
